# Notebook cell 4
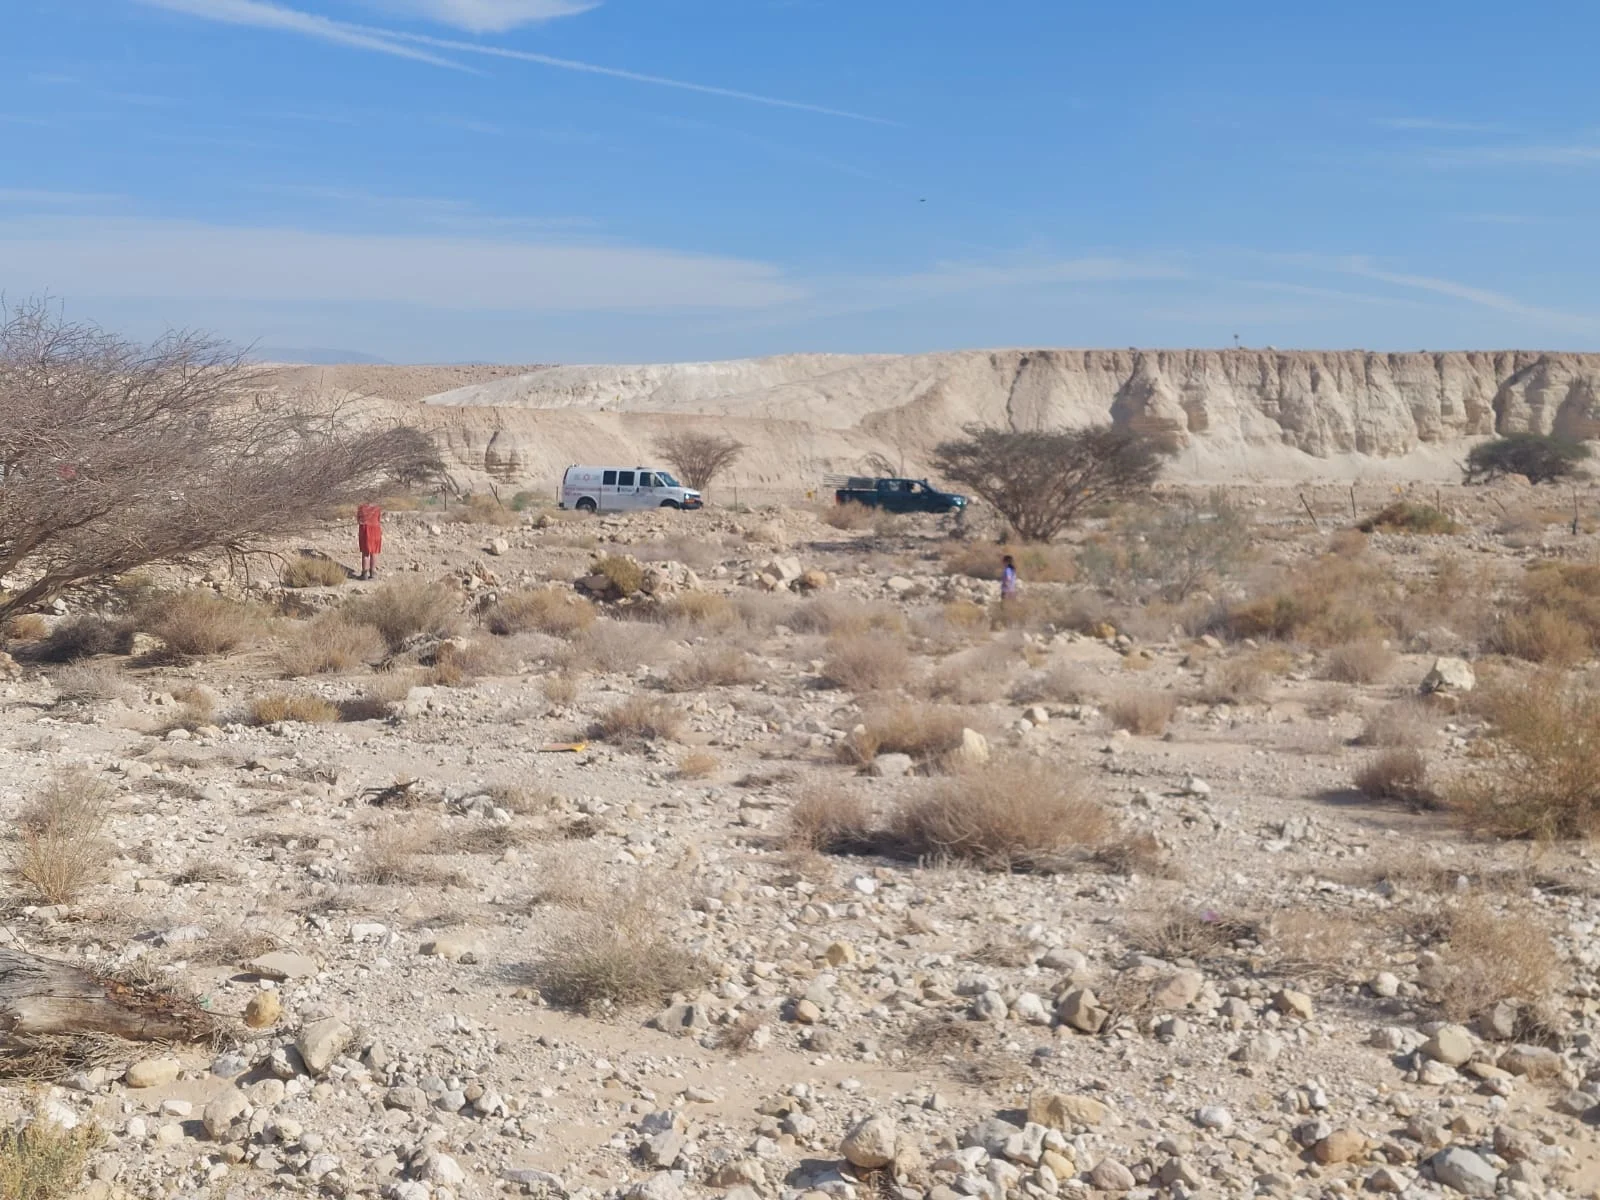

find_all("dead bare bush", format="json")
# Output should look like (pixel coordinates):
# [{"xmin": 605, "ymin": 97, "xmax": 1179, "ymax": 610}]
[
  {"xmin": 595, "ymin": 695, "xmax": 684, "ymax": 745},
  {"xmin": 250, "ymin": 692, "xmax": 340, "ymax": 725},
  {"xmin": 1129, "ymin": 904, "xmax": 1251, "ymax": 962},
  {"xmin": 1357, "ymin": 698, "xmax": 1437, "ymax": 748},
  {"xmin": 789, "ymin": 595, "xmax": 903, "ymax": 636},
  {"xmin": 1, "ymin": 613, "xmax": 48, "ymax": 642},
  {"xmin": 924, "ymin": 644, "xmax": 1011, "ymax": 704},
  {"xmin": 1354, "ymin": 749, "xmax": 1436, "ymax": 807},
  {"xmin": 786, "ymin": 788, "xmax": 877, "ymax": 853},
  {"xmin": 485, "ymin": 587, "xmax": 595, "ymax": 638},
  {"xmin": 1190, "ymin": 652, "xmax": 1276, "ymax": 705},
  {"xmin": 279, "ymin": 614, "xmax": 387, "ymax": 676},
  {"xmin": 663, "ymin": 647, "xmax": 757, "ymax": 692},
  {"xmin": 822, "ymin": 634, "xmax": 910, "ymax": 691},
  {"xmin": 50, "ymin": 662, "xmax": 132, "ymax": 705},
  {"xmin": 0, "ymin": 299, "xmax": 440, "ymax": 623},
  {"xmin": 675, "ymin": 751, "xmax": 719, "ymax": 780},
  {"xmin": 1418, "ymin": 899, "xmax": 1563, "ymax": 1024},
  {"xmin": 531, "ymin": 876, "xmax": 708, "ymax": 1012},
  {"xmin": 1322, "ymin": 639, "xmax": 1394, "ymax": 684},
  {"xmin": 10, "ymin": 770, "xmax": 113, "ymax": 904},
  {"xmin": 561, "ymin": 620, "xmax": 668, "ymax": 673},
  {"xmin": 1010, "ymin": 660, "xmax": 1092, "ymax": 705},
  {"xmin": 346, "ymin": 580, "xmax": 460, "ymax": 650},
  {"xmin": 654, "ymin": 430, "xmax": 743, "ymax": 493},
  {"xmin": 655, "ymin": 591, "xmax": 741, "ymax": 631},
  {"xmin": 31, "ymin": 616, "xmax": 133, "ymax": 662},
  {"xmin": 820, "ymin": 502, "xmax": 875, "ymax": 531},
  {"xmin": 838, "ymin": 702, "xmax": 970, "ymax": 767},
  {"xmin": 356, "ymin": 821, "xmax": 437, "ymax": 886},
  {"xmin": 281, "ymin": 554, "xmax": 347, "ymax": 588},
  {"xmin": 1265, "ymin": 908, "xmax": 1366, "ymax": 978},
  {"xmin": 542, "ymin": 674, "xmax": 579, "ymax": 706},
  {"xmin": 886, "ymin": 761, "xmax": 1107, "ymax": 871},
  {"xmin": 1105, "ymin": 689, "xmax": 1176, "ymax": 735},
  {"xmin": 136, "ymin": 591, "xmax": 269, "ymax": 658}
]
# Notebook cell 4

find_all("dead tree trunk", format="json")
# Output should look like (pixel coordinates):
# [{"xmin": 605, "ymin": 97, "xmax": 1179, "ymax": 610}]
[{"xmin": 0, "ymin": 947, "xmax": 209, "ymax": 1041}]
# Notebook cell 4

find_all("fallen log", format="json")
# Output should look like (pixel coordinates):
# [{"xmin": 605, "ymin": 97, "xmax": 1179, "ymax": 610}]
[{"xmin": 0, "ymin": 946, "xmax": 212, "ymax": 1042}]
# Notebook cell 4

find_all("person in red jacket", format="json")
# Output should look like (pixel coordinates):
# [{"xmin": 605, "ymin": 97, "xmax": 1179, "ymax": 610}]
[{"xmin": 356, "ymin": 503, "xmax": 383, "ymax": 580}]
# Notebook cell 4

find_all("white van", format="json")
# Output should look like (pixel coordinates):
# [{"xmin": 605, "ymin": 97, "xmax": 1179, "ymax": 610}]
[{"xmin": 559, "ymin": 465, "xmax": 703, "ymax": 513}]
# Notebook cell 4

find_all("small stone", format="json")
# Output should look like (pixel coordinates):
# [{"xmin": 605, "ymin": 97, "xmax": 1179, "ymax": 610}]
[
  {"xmin": 1195, "ymin": 1105, "xmax": 1231, "ymax": 1132},
  {"xmin": 1089, "ymin": 1158, "xmax": 1135, "ymax": 1194},
  {"xmin": 1421, "ymin": 657, "xmax": 1475, "ymax": 694},
  {"xmin": 125, "ymin": 1058, "xmax": 181, "ymax": 1088},
  {"xmin": 1313, "ymin": 1129, "xmax": 1366, "ymax": 1164},
  {"xmin": 794, "ymin": 998, "xmax": 822, "ymax": 1025},
  {"xmin": 953, "ymin": 727, "xmax": 989, "ymax": 766},
  {"xmin": 1369, "ymin": 971, "xmax": 1400, "ymax": 998},
  {"xmin": 1057, "ymin": 987, "xmax": 1108, "ymax": 1034},
  {"xmin": 1423, "ymin": 1024, "xmax": 1475, "ymax": 1066},
  {"xmin": 420, "ymin": 933, "xmax": 482, "ymax": 964},
  {"xmin": 486, "ymin": 538, "xmax": 510, "ymax": 556},
  {"xmin": 1027, "ymin": 1091, "xmax": 1106, "ymax": 1130},
  {"xmin": 248, "ymin": 951, "xmax": 317, "ymax": 980},
  {"xmin": 840, "ymin": 1113, "xmax": 899, "ymax": 1169},
  {"xmin": 867, "ymin": 753, "xmax": 914, "ymax": 778},
  {"xmin": 1430, "ymin": 1146, "xmax": 1498, "ymax": 1196},
  {"xmin": 243, "ymin": 991, "xmax": 282, "ymax": 1029},
  {"xmin": 1153, "ymin": 969, "xmax": 1204, "ymax": 1010},
  {"xmin": 202, "ymin": 1088, "xmax": 250, "ymax": 1141},
  {"xmin": 295, "ymin": 1018, "xmax": 352, "ymax": 1076}
]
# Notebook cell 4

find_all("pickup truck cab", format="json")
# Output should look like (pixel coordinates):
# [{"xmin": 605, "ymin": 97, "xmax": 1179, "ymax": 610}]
[
  {"xmin": 834, "ymin": 477, "xmax": 968, "ymax": 514},
  {"xmin": 560, "ymin": 465, "xmax": 703, "ymax": 513}
]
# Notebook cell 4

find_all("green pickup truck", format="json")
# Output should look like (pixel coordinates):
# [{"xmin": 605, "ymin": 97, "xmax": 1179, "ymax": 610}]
[{"xmin": 833, "ymin": 476, "xmax": 969, "ymax": 514}]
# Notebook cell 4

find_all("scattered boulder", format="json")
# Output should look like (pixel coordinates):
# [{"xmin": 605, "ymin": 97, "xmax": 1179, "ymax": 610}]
[
  {"xmin": 1027, "ymin": 1091, "xmax": 1107, "ymax": 1129},
  {"xmin": 1421, "ymin": 657, "xmax": 1475, "ymax": 695},
  {"xmin": 243, "ymin": 991, "xmax": 283, "ymax": 1030},
  {"xmin": 840, "ymin": 1113, "xmax": 899, "ymax": 1169},
  {"xmin": 295, "ymin": 1018, "xmax": 353, "ymax": 1076},
  {"xmin": 1058, "ymin": 987, "xmax": 1109, "ymax": 1034},
  {"xmin": 1422, "ymin": 1024, "xmax": 1474, "ymax": 1067},
  {"xmin": 1431, "ymin": 1146, "xmax": 1498, "ymax": 1196},
  {"xmin": 125, "ymin": 1058, "xmax": 181, "ymax": 1089}
]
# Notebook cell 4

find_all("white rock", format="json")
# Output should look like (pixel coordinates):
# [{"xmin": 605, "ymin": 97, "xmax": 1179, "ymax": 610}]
[
  {"xmin": 1421, "ymin": 657, "xmax": 1475, "ymax": 694},
  {"xmin": 841, "ymin": 1113, "xmax": 899, "ymax": 1169}
]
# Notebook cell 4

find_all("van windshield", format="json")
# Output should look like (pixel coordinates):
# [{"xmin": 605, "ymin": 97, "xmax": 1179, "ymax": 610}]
[{"xmin": 656, "ymin": 471, "xmax": 681, "ymax": 487}]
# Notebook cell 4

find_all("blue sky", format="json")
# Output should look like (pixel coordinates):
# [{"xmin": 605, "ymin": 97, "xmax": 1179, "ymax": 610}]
[{"xmin": 4, "ymin": 0, "xmax": 1600, "ymax": 363}]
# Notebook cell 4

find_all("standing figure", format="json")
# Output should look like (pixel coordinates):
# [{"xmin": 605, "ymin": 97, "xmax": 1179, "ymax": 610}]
[
  {"xmin": 1000, "ymin": 554, "xmax": 1018, "ymax": 601},
  {"xmin": 357, "ymin": 502, "xmax": 383, "ymax": 581}
]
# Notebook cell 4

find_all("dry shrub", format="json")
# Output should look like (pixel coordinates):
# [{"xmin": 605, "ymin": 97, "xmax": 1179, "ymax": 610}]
[
  {"xmin": 137, "ymin": 591, "xmax": 268, "ymax": 658},
  {"xmin": 939, "ymin": 599, "xmax": 991, "ymax": 634},
  {"xmin": 11, "ymin": 770, "xmax": 113, "ymax": 904},
  {"xmin": 543, "ymin": 674, "xmax": 579, "ymax": 706},
  {"xmin": 356, "ymin": 821, "xmax": 436, "ymax": 885},
  {"xmin": 663, "ymin": 647, "xmax": 757, "ymax": 691},
  {"xmin": 596, "ymin": 695, "xmax": 684, "ymax": 745},
  {"xmin": 2, "ymin": 613, "xmax": 48, "ymax": 642},
  {"xmin": 562, "ymin": 620, "xmax": 668, "ymax": 673},
  {"xmin": 51, "ymin": 662, "xmax": 132, "ymax": 705},
  {"xmin": 590, "ymin": 555, "xmax": 644, "ymax": 597},
  {"xmin": 1010, "ymin": 660, "xmax": 1092, "ymax": 705},
  {"xmin": 1357, "ymin": 501, "xmax": 1459, "ymax": 534},
  {"xmin": 1490, "ymin": 607, "xmax": 1590, "ymax": 666},
  {"xmin": 450, "ymin": 492, "xmax": 520, "ymax": 526},
  {"xmin": 675, "ymin": 751, "xmax": 719, "ymax": 779},
  {"xmin": 1354, "ymin": 749, "xmax": 1435, "ymax": 806},
  {"xmin": 790, "ymin": 595, "xmax": 904, "ymax": 636},
  {"xmin": 0, "ymin": 1113, "xmax": 102, "ymax": 1200},
  {"xmin": 822, "ymin": 634, "xmax": 910, "ymax": 691},
  {"xmin": 33, "ymin": 615, "xmax": 133, "ymax": 662},
  {"xmin": 839, "ymin": 702, "xmax": 970, "ymax": 767},
  {"xmin": 250, "ymin": 692, "xmax": 340, "ymax": 725},
  {"xmin": 718, "ymin": 1010, "xmax": 769, "ymax": 1054},
  {"xmin": 1420, "ymin": 899, "xmax": 1562, "ymax": 1023},
  {"xmin": 1446, "ymin": 677, "xmax": 1600, "ymax": 839},
  {"xmin": 1129, "ymin": 905, "xmax": 1248, "ymax": 962},
  {"xmin": 485, "ymin": 587, "xmax": 595, "ymax": 637},
  {"xmin": 279, "ymin": 614, "xmax": 387, "ymax": 676},
  {"xmin": 166, "ymin": 684, "xmax": 217, "ymax": 731},
  {"xmin": 925, "ymin": 644, "xmax": 1011, "ymax": 704},
  {"xmin": 346, "ymin": 579, "xmax": 459, "ymax": 650},
  {"xmin": 787, "ymin": 788, "xmax": 876, "ymax": 853},
  {"xmin": 427, "ymin": 638, "xmax": 510, "ymax": 686},
  {"xmin": 171, "ymin": 856, "xmax": 237, "ymax": 885},
  {"xmin": 1322, "ymin": 639, "xmax": 1394, "ymax": 684},
  {"xmin": 656, "ymin": 591, "xmax": 741, "ymax": 631},
  {"xmin": 1328, "ymin": 529, "xmax": 1369, "ymax": 557},
  {"xmin": 1092, "ymin": 830, "xmax": 1176, "ymax": 878},
  {"xmin": 1266, "ymin": 909, "xmax": 1365, "ymax": 977},
  {"xmin": 1105, "ymin": 689, "xmax": 1176, "ymax": 735},
  {"xmin": 886, "ymin": 760, "xmax": 1107, "ymax": 871},
  {"xmin": 1220, "ymin": 554, "xmax": 1397, "ymax": 647},
  {"xmin": 532, "ymin": 876, "xmax": 708, "ymax": 1012},
  {"xmin": 821, "ymin": 501, "xmax": 875, "ymax": 531},
  {"xmin": 338, "ymin": 670, "xmax": 415, "ymax": 721},
  {"xmin": 732, "ymin": 593, "xmax": 798, "ymax": 633},
  {"xmin": 281, "ymin": 554, "xmax": 347, "ymax": 588},
  {"xmin": 1191, "ymin": 652, "xmax": 1274, "ymax": 705},
  {"xmin": 1357, "ymin": 698, "xmax": 1437, "ymax": 747},
  {"xmin": 944, "ymin": 543, "xmax": 1075, "ymax": 583}
]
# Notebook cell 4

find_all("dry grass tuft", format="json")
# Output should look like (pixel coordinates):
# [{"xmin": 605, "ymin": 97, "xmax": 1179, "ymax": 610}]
[
  {"xmin": 1190, "ymin": 652, "xmax": 1278, "ymax": 705},
  {"xmin": 0, "ymin": 1112, "xmax": 102, "ymax": 1200},
  {"xmin": 1105, "ymin": 689, "xmax": 1176, "ymax": 735},
  {"xmin": 675, "ymin": 750, "xmax": 719, "ymax": 780},
  {"xmin": 786, "ymin": 788, "xmax": 876, "ymax": 854},
  {"xmin": 485, "ymin": 587, "xmax": 595, "ymax": 637},
  {"xmin": 1353, "ymin": 749, "xmax": 1435, "ymax": 807},
  {"xmin": 885, "ymin": 760, "xmax": 1107, "ymax": 871},
  {"xmin": 1091, "ymin": 831, "xmax": 1176, "ymax": 878},
  {"xmin": 1322, "ymin": 639, "xmax": 1394, "ymax": 684},
  {"xmin": 1265, "ymin": 909, "xmax": 1366, "ymax": 978},
  {"xmin": 32, "ymin": 616, "xmax": 133, "ymax": 663},
  {"xmin": 164, "ymin": 684, "xmax": 217, "ymax": 732},
  {"xmin": 924, "ymin": 643, "xmax": 1012, "ymax": 704},
  {"xmin": 1129, "ymin": 904, "xmax": 1250, "ymax": 962},
  {"xmin": 589, "ymin": 555, "xmax": 645, "ymax": 597},
  {"xmin": 281, "ymin": 554, "xmax": 347, "ymax": 588},
  {"xmin": 542, "ymin": 674, "xmax": 579, "ymax": 706},
  {"xmin": 250, "ymin": 692, "xmax": 340, "ymax": 725},
  {"xmin": 138, "ymin": 591, "xmax": 269, "ymax": 658},
  {"xmin": 822, "ymin": 633, "xmax": 910, "ymax": 692},
  {"xmin": 356, "ymin": 821, "xmax": 438, "ymax": 885},
  {"xmin": 51, "ymin": 662, "xmax": 132, "ymax": 705},
  {"xmin": 838, "ymin": 702, "xmax": 970, "ymax": 767},
  {"xmin": 1446, "ymin": 676, "xmax": 1600, "ymax": 839},
  {"xmin": 426, "ymin": 638, "xmax": 510, "ymax": 686},
  {"xmin": 561, "ymin": 620, "xmax": 669, "ymax": 673},
  {"xmin": 2, "ymin": 613, "xmax": 48, "ymax": 642},
  {"xmin": 346, "ymin": 580, "xmax": 460, "ymax": 650},
  {"xmin": 451, "ymin": 492, "xmax": 520, "ymax": 526},
  {"xmin": 790, "ymin": 595, "xmax": 904, "ymax": 636},
  {"xmin": 944, "ymin": 542, "xmax": 1076, "ymax": 583},
  {"xmin": 279, "ymin": 614, "xmax": 387, "ymax": 676},
  {"xmin": 531, "ymin": 877, "xmax": 708, "ymax": 1012},
  {"xmin": 11, "ymin": 770, "xmax": 113, "ymax": 904},
  {"xmin": 820, "ymin": 501, "xmax": 875, "ymax": 530},
  {"xmin": 663, "ymin": 647, "xmax": 757, "ymax": 691},
  {"xmin": 1010, "ymin": 660, "xmax": 1092, "ymax": 705},
  {"xmin": 1491, "ymin": 607, "xmax": 1590, "ymax": 666},
  {"xmin": 656, "ymin": 591, "xmax": 741, "ymax": 631},
  {"xmin": 1419, "ymin": 899, "xmax": 1563, "ymax": 1024},
  {"xmin": 1357, "ymin": 698, "xmax": 1437, "ymax": 748},
  {"xmin": 1357, "ymin": 501, "xmax": 1459, "ymax": 535},
  {"xmin": 595, "ymin": 695, "xmax": 684, "ymax": 745}
]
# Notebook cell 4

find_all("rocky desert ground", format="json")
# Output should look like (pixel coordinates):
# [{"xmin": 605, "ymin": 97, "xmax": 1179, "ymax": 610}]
[{"xmin": 3, "ymin": 478, "xmax": 1600, "ymax": 1200}]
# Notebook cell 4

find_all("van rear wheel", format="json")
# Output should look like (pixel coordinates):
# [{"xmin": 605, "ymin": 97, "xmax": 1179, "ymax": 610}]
[
  {"xmin": 659, "ymin": 500, "xmax": 681, "ymax": 510},
  {"xmin": 575, "ymin": 497, "xmax": 597, "ymax": 512}
]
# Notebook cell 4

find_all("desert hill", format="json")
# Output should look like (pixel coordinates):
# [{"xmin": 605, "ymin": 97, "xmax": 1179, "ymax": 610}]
[{"xmin": 274, "ymin": 348, "xmax": 1600, "ymax": 497}]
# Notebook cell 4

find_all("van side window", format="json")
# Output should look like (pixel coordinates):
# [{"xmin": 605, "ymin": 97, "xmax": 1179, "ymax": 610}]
[
  {"xmin": 602, "ymin": 470, "xmax": 617, "ymax": 486},
  {"xmin": 638, "ymin": 473, "xmax": 656, "ymax": 487},
  {"xmin": 617, "ymin": 471, "xmax": 636, "ymax": 487}
]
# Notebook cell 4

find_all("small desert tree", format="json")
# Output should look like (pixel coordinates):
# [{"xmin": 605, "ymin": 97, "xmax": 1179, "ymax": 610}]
[
  {"xmin": 933, "ymin": 424, "xmax": 1173, "ymax": 542},
  {"xmin": 0, "ymin": 300, "xmax": 441, "ymax": 622},
  {"xmin": 654, "ymin": 431, "xmax": 744, "ymax": 493},
  {"xmin": 1465, "ymin": 433, "xmax": 1590, "ymax": 485}
]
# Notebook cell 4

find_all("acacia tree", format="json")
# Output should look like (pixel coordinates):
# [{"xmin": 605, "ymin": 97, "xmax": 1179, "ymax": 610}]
[
  {"xmin": 933, "ymin": 424, "xmax": 1173, "ymax": 542},
  {"xmin": 1464, "ymin": 433, "xmax": 1590, "ymax": 485},
  {"xmin": 0, "ymin": 300, "xmax": 441, "ymax": 621},
  {"xmin": 654, "ymin": 431, "xmax": 744, "ymax": 493}
]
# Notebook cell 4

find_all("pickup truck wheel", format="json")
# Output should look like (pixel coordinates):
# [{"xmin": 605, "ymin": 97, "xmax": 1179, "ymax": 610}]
[
  {"xmin": 575, "ymin": 497, "xmax": 597, "ymax": 513},
  {"xmin": 659, "ymin": 500, "xmax": 681, "ymax": 510}
]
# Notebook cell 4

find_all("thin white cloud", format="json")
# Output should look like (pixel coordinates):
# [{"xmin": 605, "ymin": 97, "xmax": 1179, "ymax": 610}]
[
  {"xmin": 1375, "ymin": 116, "xmax": 1505, "ymax": 134},
  {"xmin": 0, "ymin": 215, "xmax": 804, "ymax": 311},
  {"xmin": 0, "ymin": 188, "xmax": 126, "ymax": 209},
  {"xmin": 368, "ymin": 0, "xmax": 597, "ymax": 33},
  {"xmin": 1335, "ymin": 257, "xmax": 1599, "ymax": 331},
  {"xmin": 1423, "ymin": 143, "xmax": 1600, "ymax": 167},
  {"xmin": 134, "ymin": 0, "xmax": 472, "ymax": 69},
  {"xmin": 378, "ymin": 28, "xmax": 896, "ymax": 124}
]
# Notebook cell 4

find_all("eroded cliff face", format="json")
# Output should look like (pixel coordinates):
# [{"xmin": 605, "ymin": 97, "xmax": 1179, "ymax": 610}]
[{"xmin": 321, "ymin": 348, "xmax": 1600, "ymax": 491}]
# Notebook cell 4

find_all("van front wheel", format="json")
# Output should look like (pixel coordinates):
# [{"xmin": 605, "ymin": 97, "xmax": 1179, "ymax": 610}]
[
  {"xmin": 575, "ymin": 497, "xmax": 598, "ymax": 512},
  {"xmin": 659, "ymin": 500, "xmax": 681, "ymax": 510}
]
